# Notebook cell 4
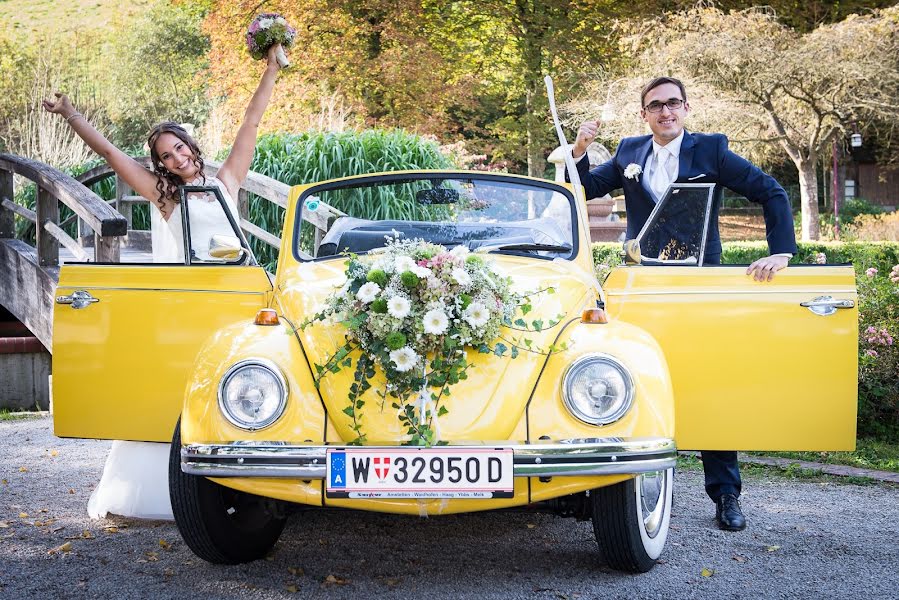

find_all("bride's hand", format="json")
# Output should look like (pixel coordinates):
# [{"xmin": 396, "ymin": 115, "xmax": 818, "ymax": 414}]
[
  {"xmin": 41, "ymin": 92, "xmax": 76, "ymax": 117},
  {"xmin": 267, "ymin": 43, "xmax": 288, "ymax": 70}
]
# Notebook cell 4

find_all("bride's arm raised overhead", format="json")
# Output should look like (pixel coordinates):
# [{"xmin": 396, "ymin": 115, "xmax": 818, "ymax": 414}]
[
  {"xmin": 42, "ymin": 94, "xmax": 169, "ymax": 215},
  {"xmin": 215, "ymin": 43, "xmax": 285, "ymax": 203}
]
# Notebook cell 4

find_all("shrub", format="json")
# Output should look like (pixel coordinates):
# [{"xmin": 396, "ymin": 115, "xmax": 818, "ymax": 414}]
[
  {"xmin": 244, "ymin": 130, "xmax": 455, "ymax": 269},
  {"xmin": 845, "ymin": 211, "xmax": 899, "ymax": 242},
  {"xmin": 838, "ymin": 197, "xmax": 886, "ymax": 223},
  {"xmin": 593, "ymin": 240, "xmax": 899, "ymax": 441}
]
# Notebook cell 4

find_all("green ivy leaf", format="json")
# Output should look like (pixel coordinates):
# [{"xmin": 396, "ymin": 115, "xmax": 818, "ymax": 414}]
[
  {"xmin": 514, "ymin": 318, "xmax": 526, "ymax": 328},
  {"xmin": 342, "ymin": 406, "xmax": 355, "ymax": 417},
  {"xmin": 438, "ymin": 405, "xmax": 449, "ymax": 416},
  {"xmin": 533, "ymin": 319, "xmax": 544, "ymax": 331}
]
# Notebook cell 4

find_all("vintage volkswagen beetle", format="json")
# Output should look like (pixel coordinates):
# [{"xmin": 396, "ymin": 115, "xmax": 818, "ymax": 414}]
[{"xmin": 52, "ymin": 172, "xmax": 857, "ymax": 573}]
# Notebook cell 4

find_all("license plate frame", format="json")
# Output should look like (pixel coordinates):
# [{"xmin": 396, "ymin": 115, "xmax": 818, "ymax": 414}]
[{"xmin": 325, "ymin": 447, "xmax": 514, "ymax": 499}]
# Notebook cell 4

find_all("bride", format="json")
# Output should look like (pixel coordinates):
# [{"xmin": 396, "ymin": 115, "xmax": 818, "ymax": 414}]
[{"xmin": 43, "ymin": 44, "xmax": 287, "ymax": 519}]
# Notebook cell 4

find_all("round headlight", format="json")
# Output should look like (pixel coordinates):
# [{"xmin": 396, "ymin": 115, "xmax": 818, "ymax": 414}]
[
  {"xmin": 218, "ymin": 359, "xmax": 287, "ymax": 430},
  {"xmin": 562, "ymin": 354, "xmax": 634, "ymax": 425}
]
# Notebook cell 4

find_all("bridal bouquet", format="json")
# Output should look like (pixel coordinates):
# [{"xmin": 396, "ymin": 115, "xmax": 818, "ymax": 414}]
[
  {"xmin": 302, "ymin": 238, "xmax": 563, "ymax": 445},
  {"xmin": 246, "ymin": 13, "xmax": 296, "ymax": 68}
]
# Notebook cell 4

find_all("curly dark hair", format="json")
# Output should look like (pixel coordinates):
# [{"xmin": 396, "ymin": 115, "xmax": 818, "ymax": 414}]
[{"xmin": 147, "ymin": 122, "xmax": 205, "ymax": 205}]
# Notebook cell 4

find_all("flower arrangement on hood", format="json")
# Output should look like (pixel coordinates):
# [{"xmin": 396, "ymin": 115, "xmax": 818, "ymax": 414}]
[{"xmin": 301, "ymin": 238, "xmax": 564, "ymax": 446}]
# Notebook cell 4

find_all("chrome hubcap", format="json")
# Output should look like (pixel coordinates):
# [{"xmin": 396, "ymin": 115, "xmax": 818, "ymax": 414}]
[{"xmin": 638, "ymin": 470, "xmax": 667, "ymax": 538}]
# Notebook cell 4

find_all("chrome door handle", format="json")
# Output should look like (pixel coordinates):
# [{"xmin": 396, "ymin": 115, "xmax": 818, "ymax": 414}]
[
  {"xmin": 800, "ymin": 295, "xmax": 854, "ymax": 316},
  {"xmin": 56, "ymin": 290, "xmax": 99, "ymax": 309}
]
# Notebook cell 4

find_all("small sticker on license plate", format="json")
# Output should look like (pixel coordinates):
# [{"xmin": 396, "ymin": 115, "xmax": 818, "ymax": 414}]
[{"xmin": 325, "ymin": 448, "xmax": 514, "ymax": 499}]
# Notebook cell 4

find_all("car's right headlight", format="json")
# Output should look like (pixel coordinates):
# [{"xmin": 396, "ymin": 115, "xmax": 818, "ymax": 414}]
[
  {"xmin": 561, "ymin": 354, "xmax": 634, "ymax": 425},
  {"xmin": 217, "ymin": 359, "xmax": 287, "ymax": 430}
]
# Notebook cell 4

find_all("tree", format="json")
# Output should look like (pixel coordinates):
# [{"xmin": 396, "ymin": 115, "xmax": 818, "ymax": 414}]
[
  {"xmin": 105, "ymin": 0, "xmax": 211, "ymax": 147},
  {"xmin": 568, "ymin": 6, "xmax": 899, "ymax": 240}
]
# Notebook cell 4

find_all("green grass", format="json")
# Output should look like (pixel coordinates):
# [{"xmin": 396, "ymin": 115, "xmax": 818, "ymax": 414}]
[
  {"xmin": 0, "ymin": 0, "xmax": 150, "ymax": 36},
  {"xmin": 677, "ymin": 453, "xmax": 883, "ymax": 486},
  {"xmin": 0, "ymin": 408, "xmax": 43, "ymax": 421},
  {"xmin": 748, "ymin": 438, "xmax": 899, "ymax": 473}
]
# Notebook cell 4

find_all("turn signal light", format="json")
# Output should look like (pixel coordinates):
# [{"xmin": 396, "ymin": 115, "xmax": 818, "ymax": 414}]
[
  {"xmin": 254, "ymin": 308, "xmax": 280, "ymax": 326},
  {"xmin": 581, "ymin": 308, "xmax": 608, "ymax": 324}
]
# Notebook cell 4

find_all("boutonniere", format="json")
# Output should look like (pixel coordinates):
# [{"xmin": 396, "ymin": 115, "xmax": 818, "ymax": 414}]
[{"xmin": 623, "ymin": 163, "xmax": 642, "ymax": 181}]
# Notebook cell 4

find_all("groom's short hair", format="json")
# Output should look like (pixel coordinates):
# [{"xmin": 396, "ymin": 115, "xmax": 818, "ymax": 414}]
[{"xmin": 640, "ymin": 77, "xmax": 687, "ymax": 106}]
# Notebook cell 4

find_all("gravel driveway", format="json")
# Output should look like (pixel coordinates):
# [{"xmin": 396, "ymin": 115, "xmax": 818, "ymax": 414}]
[{"xmin": 2, "ymin": 416, "xmax": 897, "ymax": 599}]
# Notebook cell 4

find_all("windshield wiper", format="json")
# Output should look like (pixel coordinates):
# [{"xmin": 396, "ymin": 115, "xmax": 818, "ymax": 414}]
[{"xmin": 478, "ymin": 243, "xmax": 572, "ymax": 253}]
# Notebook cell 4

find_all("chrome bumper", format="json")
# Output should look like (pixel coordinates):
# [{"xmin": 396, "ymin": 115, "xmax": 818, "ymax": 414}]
[{"xmin": 181, "ymin": 437, "xmax": 676, "ymax": 478}]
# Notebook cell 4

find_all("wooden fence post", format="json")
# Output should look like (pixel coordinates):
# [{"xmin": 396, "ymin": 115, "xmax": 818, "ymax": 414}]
[
  {"xmin": 94, "ymin": 234, "xmax": 120, "ymax": 263},
  {"xmin": 36, "ymin": 186, "xmax": 59, "ymax": 267},
  {"xmin": 115, "ymin": 175, "xmax": 132, "ymax": 228},
  {"xmin": 0, "ymin": 170, "xmax": 13, "ymax": 238}
]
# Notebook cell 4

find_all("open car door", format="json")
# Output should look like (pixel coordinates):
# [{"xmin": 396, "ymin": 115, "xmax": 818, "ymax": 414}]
[
  {"xmin": 53, "ymin": 187, "xmax": 273, "ymax": 442},
  {"xmin": 603, "ymin": 184, "xmax": 857, "ymax": 451}
]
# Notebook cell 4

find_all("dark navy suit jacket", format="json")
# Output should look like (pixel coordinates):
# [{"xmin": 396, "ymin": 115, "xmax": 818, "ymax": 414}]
[{"xmin": 571, "ymin": 131, "xmax": 797, "ymax": 262}]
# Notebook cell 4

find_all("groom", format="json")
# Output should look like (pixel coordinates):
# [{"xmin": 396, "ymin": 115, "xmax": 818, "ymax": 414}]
[{"xmin": 568, "ymin": 77, "xmax": 798, "ymax": 530}]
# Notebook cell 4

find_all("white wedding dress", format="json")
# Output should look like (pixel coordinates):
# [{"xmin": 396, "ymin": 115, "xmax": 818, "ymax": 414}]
[{"xmin": 89, "ymin": 177, "xmax": 239, "ymax": 521}]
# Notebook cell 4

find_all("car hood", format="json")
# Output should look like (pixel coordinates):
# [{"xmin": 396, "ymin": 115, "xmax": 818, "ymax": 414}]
[{"xmin": 277, "ymin": 256, "xmax": 594, "ymax": 443}]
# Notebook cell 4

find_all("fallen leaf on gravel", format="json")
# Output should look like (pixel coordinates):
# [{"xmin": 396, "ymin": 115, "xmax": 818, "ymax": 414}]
[
  {"xmin": 163, "ymin": 568, "xmax": 175, "ymax": 577},
  {"xmin": 68, "ymin": 489, "xmax": 75, "ymax": 494},
  {"xmin": 51, "ymin": 526, "xmax": 65, "ymax": 533},
  {"xmin": 50, "ymin": 450, "xmax": 58, "ymax": 457},
  {"xmin": 732, "ymin": 554, "xmax": 748, "ymax": 563},
  {"xmin": 19, "ymin": 467, "xmax": 27, "ymax": 472},
  {"xmin": 323, "ymin": 574, "xmax": 350, "ymax": 585},
  {"xmin": 145, "ymin": 551, "xmax": 159, "ymax": 562},
  {"xmin": 264, "ymin": 554, "xmax": 275, "ymax": 561},
  {"xmin": 526, "ymin": 523, "xmax": 537, "ymax": 529},
  {"xmin": 285, "ymin": 584, "xmax": 298, "ymax": 593},
  {"xmin": 2, "ymin": 479, "xmax": 7, "ymax": 484},
  {"xmin": 0, "ymin": 522, "xmax": 8, "ymax": 528},
  {"xmin": 159, "ymin": 539, "xmax": 172, "ymax": 550},
  {"xmin": 18, "ymin": 512, "xmax": 28, "ymax": 519},
  {"xmin": 384, "ymin": 578, "xmax": 401, "ymax": 587},
  {"xmin": 287, "ymin": 567, "xmax": 303, "ymax": 576},
  {"xmin": 701, "ymin": 568, "xmax": 714, "ymax": 577},
  {"xmin": 48, "ymin": 542, "xmax": 72, "ymax": 554},
  {"xmin": 182, "ymin": 560, "xmax": 194, "ymax": 566},
  {"xmin": 81, "ymin": 530, "xmax": 94, "ymax": 539},
  {"xmin": 104, "ymin": 526, "xmax": 118, "ymax": 534},
  {"xmin": 656, "ymin": 559, "xmax": 668, "ymax": 565},
  {"xmin": 766, "ymin": 545, "xmax": 781, "ymax": 552}
]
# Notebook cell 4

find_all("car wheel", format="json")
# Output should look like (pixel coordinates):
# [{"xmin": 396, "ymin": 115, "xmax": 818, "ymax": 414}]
[
  {"xmin": 168, "ymin": 419, "xmax": 287, "ymax": 564},
  {"xmin": 591, "ymin": 468, "xmax": 673, "ymax": 573}
]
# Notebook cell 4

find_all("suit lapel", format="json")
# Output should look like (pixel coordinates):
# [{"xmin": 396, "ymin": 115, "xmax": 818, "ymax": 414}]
[
  {"xmin": 677, "ymin": 131, "xmax": 696, "ymax": 181},
  {"xmin": 634, "ymin": 138, "xmax": 655, "ymax": 201}
]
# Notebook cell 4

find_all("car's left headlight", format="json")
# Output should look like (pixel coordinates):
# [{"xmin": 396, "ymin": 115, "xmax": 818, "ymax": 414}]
[
  {"xmin": 218, "ymin": 359, "xmax": 287, "ymax": 430},
  {"xmin": 561, "ymin": 354, "xmax": 634, "ymax": 425}
]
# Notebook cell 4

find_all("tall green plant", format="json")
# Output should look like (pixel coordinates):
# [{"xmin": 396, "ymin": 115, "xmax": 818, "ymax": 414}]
[{"xmin": 244, "ymin": 130, "xmax": 456, "ymax": 269}]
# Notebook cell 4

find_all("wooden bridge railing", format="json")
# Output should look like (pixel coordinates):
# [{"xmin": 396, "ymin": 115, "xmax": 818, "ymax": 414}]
[
  {"xmin": 0, "ymin": 153, "xmax": 344, "ymax": 350},
  {"xmin": 0, "ymin": 153, "xmax": 128, "ymax": 349},
  {"xmin": 76, "ymin": 157, "xmax": 344, "ymax": 257}
]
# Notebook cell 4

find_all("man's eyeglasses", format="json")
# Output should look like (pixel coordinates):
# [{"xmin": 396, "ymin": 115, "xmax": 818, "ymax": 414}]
[{"xmin": 644, "ymin": 99, "xmax": 685, "ymax": 113}]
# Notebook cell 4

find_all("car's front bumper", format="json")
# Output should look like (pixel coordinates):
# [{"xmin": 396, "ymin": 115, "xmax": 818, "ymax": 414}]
[{"xmin": 181, "ymin": 436, "xmax": 676, "ymax": 478}]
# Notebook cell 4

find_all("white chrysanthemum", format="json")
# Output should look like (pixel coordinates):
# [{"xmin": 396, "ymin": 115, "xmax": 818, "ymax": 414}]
[
  {"xmin": 423, "ymin": 308, "xmax": 449, "ymax": 335},
  {"xmin": 412, "ymin": 265, "xmax": 432, "ymax": 279},
  {"xmin": 463, "ymin": 302, "xmax": 490, "ymax": 328},
  {"xmin": 451, "ymin": 267, "xmax": 472, "ymax": 286},
  {"xmin": 258, "ymin": 17, "xmax": 274, "ymax": 28},
  {"xmin": 389, "ymin": 346, "xmax": 419, "ymax": 372},
  {"xmin": 356, "ymin": 282, "xmax": 380, "ymax": 303},
  {"xmin": 387, "ymin": 296, "xmax": 411, "ymax": 319},
  {"xmin": 450, "ymin": 245, "xmax": 469, "ymax": 258},
  {"xmin": 395, "ymin": 256, "xmax": 417, "ymax": 273}
]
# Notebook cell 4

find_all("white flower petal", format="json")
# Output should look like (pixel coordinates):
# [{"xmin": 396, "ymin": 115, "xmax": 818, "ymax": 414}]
[
  {"xmin": 387, "ymin": 296, "xmax": 411, "ymax": 319},
  {"xmin": 422, "ymin": 308, "xmax": 449, "ymax": 335},
  {"xmin": 356, "ymin": 282, "xmax": 380, "ymax": 303},
  {"xmin": 389, "ymin": 346, "xmax": 419, "ymax": 372}
]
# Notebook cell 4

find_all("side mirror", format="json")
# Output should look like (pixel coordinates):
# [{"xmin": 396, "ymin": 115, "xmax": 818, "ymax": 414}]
[
  {"xmin": 623, "ymin": 239, "xmax": 641, "ymax": 264},
  {"xmin": 208, "ymin": 234, "xmax": 247, "ymax": 262}
]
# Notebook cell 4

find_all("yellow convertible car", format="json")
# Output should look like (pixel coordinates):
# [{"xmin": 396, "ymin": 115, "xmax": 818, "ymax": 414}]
[{"xmin": 52, "ymin": 172, "xmax": 857, "ymax": 573}]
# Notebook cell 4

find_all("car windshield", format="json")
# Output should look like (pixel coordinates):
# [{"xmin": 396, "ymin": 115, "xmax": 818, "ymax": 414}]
[{"xmin": 295, "ymin": 174, "xmax": 576, "ymax": 260}]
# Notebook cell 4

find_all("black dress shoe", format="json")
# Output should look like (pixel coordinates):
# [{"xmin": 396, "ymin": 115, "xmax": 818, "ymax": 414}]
[{"xmin": 715, "ymin": 494, "xmax": 747, "ymax": 531}]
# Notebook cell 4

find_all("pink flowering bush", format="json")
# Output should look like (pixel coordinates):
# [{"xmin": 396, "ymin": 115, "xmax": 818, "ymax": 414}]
[{"xmin": 857, "ymin": 265, "xmax": 899, "ymax": 440}]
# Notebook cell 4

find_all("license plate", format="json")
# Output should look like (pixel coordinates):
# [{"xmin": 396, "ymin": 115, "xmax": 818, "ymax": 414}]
[{"xmin": 325, "ymin": 448, "xmax": 514, "ymax": 499}]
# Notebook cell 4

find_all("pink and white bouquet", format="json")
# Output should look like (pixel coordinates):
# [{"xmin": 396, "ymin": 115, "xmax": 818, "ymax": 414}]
[{"xmin": 246, "ymin": 13, "xmax": 296, "ymax": 68}]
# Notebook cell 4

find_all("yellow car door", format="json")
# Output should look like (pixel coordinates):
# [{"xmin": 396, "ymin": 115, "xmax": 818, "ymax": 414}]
[
  {"xmin": 603, "ymin": 264, "xmax": 858, "ymax": 451},
  {"xmin": 53, "ymin": 187, "xmax": 273, "ymax": 442}
]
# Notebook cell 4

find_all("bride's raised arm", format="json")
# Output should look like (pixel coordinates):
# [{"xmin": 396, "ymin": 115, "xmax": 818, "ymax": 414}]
[
  {"xmin": 215, "ymin": 43, "xmax": 284, "ymax": 202},
  {"xmin": 42, "ymin": 93, "xmax": 163, "ymax": 212}
]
